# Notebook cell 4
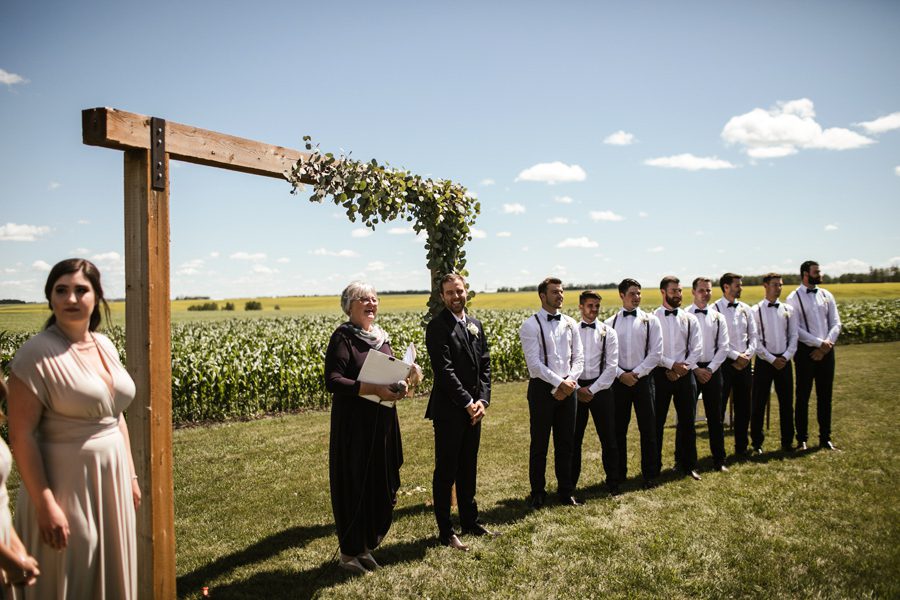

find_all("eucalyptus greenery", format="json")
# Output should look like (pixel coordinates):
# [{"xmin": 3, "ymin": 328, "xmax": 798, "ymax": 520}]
[{"xmin": 286, "ymin": 137, "xmax": 481, "ymax": 320}]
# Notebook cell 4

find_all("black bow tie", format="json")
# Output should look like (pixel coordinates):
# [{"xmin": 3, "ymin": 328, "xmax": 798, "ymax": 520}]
[
  {"xmin": 768, "ymin": 302, "xmax": 779, "ymax": 308},
  {"xmin": 694, "ymin": 309, "xmax": 708, "ymax": 315},
  {"xmin": 622, "ymin": 310, "xmax": 637, "ymax": 317},
  {"xmin": 665, "ymin": 309, "xmax": 678, "ymax": 316},
  {"xmin": 581, "ymin": 322, "xmax": 596, "ymax": 329},
  {"xmin": 547, "ymin": 313, "xmax": 561, "ymax": 321},
  {"xmin": 806, "ymin": 288, "xmax": 818, "ymax": 294},
  {"xmin": 727, "ymin": 302, "xmax": 738, "ymax": 308}
]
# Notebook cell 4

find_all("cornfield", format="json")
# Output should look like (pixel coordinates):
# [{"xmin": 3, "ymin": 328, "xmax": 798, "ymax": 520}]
[{"xmin": 2, "ymin": 300, "xmax": 898, "ymax": 424}]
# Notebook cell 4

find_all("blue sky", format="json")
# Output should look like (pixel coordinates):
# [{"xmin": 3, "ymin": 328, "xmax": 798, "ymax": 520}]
[{"xmin": 2, "ymin": 0, "xmax": 899, "ymax": 301}]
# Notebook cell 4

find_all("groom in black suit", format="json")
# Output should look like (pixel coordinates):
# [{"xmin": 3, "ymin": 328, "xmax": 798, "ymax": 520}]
[{"xmin": 426, "ymin": 273, "xmax": 493, "ymax": 551}]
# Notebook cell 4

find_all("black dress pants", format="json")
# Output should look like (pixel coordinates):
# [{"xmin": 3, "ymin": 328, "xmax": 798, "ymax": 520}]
[
  {"xmin": 432, "ymin": 415, "xmax": 481, "ymax": 538},
  {"xmin": 572, "ymin": 379, "xmax": 619, "ymax": 489},
  {"xmin": 528, "ymin": 378, "xmax": 576, "ymax": 497},
  {"xmin": 751, "ymin": 358, "xmax": 794, "ymax": 449},
  {"xmin": 794, "ymin": 344, "xmax": 836, "ymax": 444},
  {"xmin": 653, "ymin": 367, "xmax": 698, "ymax": 473},
  {"xmin": 612, "ymin": 375, "xmax": 658, "ymax": 482},
  {"xmin": 721, "ymin": 358, "xmax": 752, "ymax": 454},
  {"xmin": 695, "ymin": 363, "xmax": 727, "ymax": 467}
]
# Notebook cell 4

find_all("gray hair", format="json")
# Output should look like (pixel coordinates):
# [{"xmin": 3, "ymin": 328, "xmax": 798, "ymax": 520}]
[{"xmin": 340, "ymin": 281, "xmax": 377, "ymax": 316}]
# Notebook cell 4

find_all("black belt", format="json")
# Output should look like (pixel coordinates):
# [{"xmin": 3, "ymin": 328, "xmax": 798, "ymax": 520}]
[
  {"xmin": 697, "ymin": 361, "xmax": 710, "ymax": 368},
  {"xmin": 578, "ymin": 376, "xmax": 598, "ymax": 387}
]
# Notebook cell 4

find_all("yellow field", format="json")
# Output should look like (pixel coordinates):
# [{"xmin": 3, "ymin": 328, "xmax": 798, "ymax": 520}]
[{"xmin": 2, "ymin": 282, "xmax": 899, "ymax": 333}]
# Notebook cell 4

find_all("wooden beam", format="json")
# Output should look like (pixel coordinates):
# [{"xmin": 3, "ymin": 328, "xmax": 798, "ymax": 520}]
[
  {"xmin": 84, "ymin": 107, "xmax": 312, "ymax": 182},
  {"xmin": 123, "ymin": 148, "xmax": 176, "ymax": 600}
]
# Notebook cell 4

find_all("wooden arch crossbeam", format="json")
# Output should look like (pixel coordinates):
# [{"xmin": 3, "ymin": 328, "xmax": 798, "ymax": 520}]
[{"xmin": 82, "ymin": 107, "xmax": 315, "ymax": 599}]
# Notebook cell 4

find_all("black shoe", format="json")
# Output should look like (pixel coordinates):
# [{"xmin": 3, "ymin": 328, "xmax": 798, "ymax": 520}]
[
  {"xmin": 797, "ymin": 441, "xmax": 808, "ymax": 451},
  {"xmin": 821, "ymin": 441, "xmax": 839, "ymax": 451},
  {"xmin": 715, "ymin": 463, "xmax": 729, "ymax": 473},
  {"xmin": 752, "ymin": 447, "xmax": 763, "ymax": 456},
  {"xmin": 781, "ymin": 444, "xmax": 795, "ymax": 453},
  {"xmin": 686, "ymin": 469, "xmax": 702, "ymax": 481},
  {"xmin": 608, "ymin": 483, "xmax": 622, "ymax": 497},
  {"xmin": 642, "ymin": 479, "xmax": 657, "ymax": 490},
  {"xmin": 558, "ymin": 495, "xmax": 583, "ymax": 506},
  {"xmin": 461, "ymin": 523, "xmax": 498, "ymax": 537},
  {"xmin": 527, "ymin": 492, "xmax": 546, "ymax": 509},
  {"xmin": 439, "ymin": 533, "xmax": 469, "ymax": 552}
]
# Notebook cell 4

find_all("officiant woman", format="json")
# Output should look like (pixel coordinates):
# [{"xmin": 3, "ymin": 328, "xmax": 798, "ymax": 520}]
[{"xmin": 324, "ymin": 281, "xmax": 406, "ymax": 575}]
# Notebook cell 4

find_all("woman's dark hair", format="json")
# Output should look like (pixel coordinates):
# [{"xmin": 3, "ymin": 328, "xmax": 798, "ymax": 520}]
[{"xmin": 44, "ymin": 258, "xmax": 110, "ymax": 331}]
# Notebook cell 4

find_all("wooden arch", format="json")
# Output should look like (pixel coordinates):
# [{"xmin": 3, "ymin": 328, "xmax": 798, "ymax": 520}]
[{"xmin": 82, "ymin": 107, "xmax": 317, "ymax": 599}]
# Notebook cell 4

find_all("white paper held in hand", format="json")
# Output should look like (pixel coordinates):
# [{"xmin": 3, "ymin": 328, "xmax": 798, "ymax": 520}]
[{"xmin": 357, "ymin": 350, "xmax": 412, "ymax": 406}]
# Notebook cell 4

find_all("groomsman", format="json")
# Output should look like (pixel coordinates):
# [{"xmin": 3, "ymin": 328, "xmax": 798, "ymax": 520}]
[
  {"xmin": 653, "ymin": 277, "xmax": 702, "ymax": 480},
  {"xmin": 573, "ymin": 290, "xmax": 621, "ymax": 496},
  {"xmin": 750, "ymin": 273, "xmax": 798, "ymax": 453},
  {"xmin": 687, "ymin": 277, "xmax": 730, "ymax": 472},
  {"xmin": 713, "ymin": 273, "xmax": 758, "ymax": 456},
  {"xmin": 786, "ymin": 261, "xmax": 842, "ymax": 451},
  {"xmin": 519, "ymin": 277, "xmax": 585, "ymax": 507},
  {"xmin": 605, "ymin": 279, "xmax": 663, "ymax": 488},
  {"xmin": 425, "ymin": 273, "xmax": 493, "ymax": 551}
]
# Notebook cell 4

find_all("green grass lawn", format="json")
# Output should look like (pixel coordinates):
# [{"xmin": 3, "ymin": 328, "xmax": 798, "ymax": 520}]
[
  {"xmin": 158, "ymin": 342, "xmax": 900, "ymax": 599},
  {"xmin": 3, "ymin": 282, "xmax": 899, "ymax": 332}
]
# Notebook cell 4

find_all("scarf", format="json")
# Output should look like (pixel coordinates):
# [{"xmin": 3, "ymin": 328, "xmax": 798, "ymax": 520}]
[{"xmin": 342, "ymin": 321, "xmax": 390, "ymax": 351}]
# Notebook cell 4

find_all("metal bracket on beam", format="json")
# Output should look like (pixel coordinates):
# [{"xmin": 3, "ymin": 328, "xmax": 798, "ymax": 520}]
[{"xmin": 150, "ymin": 117, "xmax": 166, "ymax": 190}]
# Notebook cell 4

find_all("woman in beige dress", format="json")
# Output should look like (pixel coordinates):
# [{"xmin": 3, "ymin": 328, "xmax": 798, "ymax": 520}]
[
  {"xmin": 6, "ymin": 258, "xmax": 140, "ymax": 599},
  {"xmin": 0, "ymin": 379, "xmax": 40, "ymax": 598}
]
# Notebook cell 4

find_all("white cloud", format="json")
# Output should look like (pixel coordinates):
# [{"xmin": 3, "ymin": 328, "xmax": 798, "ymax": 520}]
[
  {"xmin": 0, "ymin": 69, "xmax": 27, "ymax": 86},
  {"xmin": 647, "ymin": 246, "xmax": 665, "ymax": 253},
  {"xmin": 497, "ymin": 231, "xmax": 512, "ymax": 238},
  {"xmin": 895, "ymin": 166, "xmax": 900, "ymax": 176},
  {"xmin": 502, "ymin": 203, "xmax": 526, "ymax": 215},
  {"xmin": 856, "ymin": 112, "xmax": 900, "ymax": 134},
  {"xmin": 48, "ymin": 182, "xmax": 61, "ymax": 191},
  {"xmin": 554, "ymin": 196, "xmax": 573, "ymax": 204},
  {"xmin": 516, "ymin": 161, "xmax": 587, "ymax": 184},
  {"xmin": 180, "ymin": 259, "xmax": 204, "ymax": 270},
  {"xmin": 824, "ymin": 224, "xmax": 839, "ymax": 232},
  {"xmin": 276, "ymin": 257, "xmax": 290, "ymax": 263},
  {"xmin": 368, "ymin": 261, "xmax": 386, "ymax": 271},
  {"xmin": 467, "ymin": 191, "xmax": 479, "ymax": 200},
  {"xmin": 888, "ymin": 256, "xmax": 900, "ymax": 265},
  {"xmin": 557, "ymin": 237, "xmax": 598, "ymax": 248},
  {"xmin": 32, "ymin": 260, "xmax": 52, "ymax": 272},
  {"xmin": 480, "ymin": 178, "xmax": 495, "ymax": 186},
  {"xmin": 388, "ymin": 226, "xmax": 414, "ymax": 235},
  {"xmin": 821, "ymin": 258, "xmax": 868, "ymax": 275},
  {"xmin": 722, "ymin": 98, "xmax": 875, "ymax": 158},
  {"xmin": 470, "ymin": 228, "xmax": 487, "ymax": 239},
  {"xmin": 73, "ymin": 247, "xmax": 90, "ymax": 255},
  {"xmin": 589, "ymin": 210, "xmax": 625, "ymax": 222},
  {"xmin": 547, "ymin": 217, "xmax": 569, "ymax": 225},
  {"xmin": 0, "ymin": 223, "xmax": 51, "ymax": 241},
  {"xmin": 77, "ymin": 219, "xmax": 90, "ymax": 225},
  {"xmin": 644, "ymin": 154, "xmax": 736, "ymax": 171},
  {"xmin": 638, "ymin": 211, "xmax": 649, "ymax": 218},
  {"xmin": 252, "ymin": 264, "xmax": 277, "ymax": 274},
  {"xmin": 209, "ymin": 251, "xmax": 220, "ymax": 258},
  {"xmin": 351, "ymin": 228, "xmax": 373, "ymax": 238},
  {"xmin": 91, "ymin": 251, "xmax": 121, "ymax": 263},
  {"xmin": 311, "ymin": 248, "xmax": 359, "ymax": 258},
  {"xmin": 603, "ymin": 130, "xmax": 636, "ymax": 146},
  {"xmin": 230, "ymin": 251, "xmax": 267, "ymax": 261}
]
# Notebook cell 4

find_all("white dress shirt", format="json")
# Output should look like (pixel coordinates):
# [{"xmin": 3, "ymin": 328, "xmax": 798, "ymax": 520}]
[
  {"xmin": 785, "ymin": 286, "xmax": 842, "ymax": 348},
  {"xmin": 577, "ymin": 320, "xmax": 619, "ymax": 394},
  {"xmin": 519, "ymin": 308, "xmax": 584, "ymax": 391},
  {"xmin": 604, "ymin": 307, "xmax": 663, "ymax": 378},
  {"xmin": 653, "ymin": 307, "xmax": 702, "ymax": 370},
  {"xmin": 686, "ymin": 304, "xmax": 729, "ymax": 373},
  {"xmin": 752, "ymin": 300, "xmax": 799, "ymax": 363},
  {"xmin": 712, "ymin": 298, "xmax": 758, "ymax": 360}
]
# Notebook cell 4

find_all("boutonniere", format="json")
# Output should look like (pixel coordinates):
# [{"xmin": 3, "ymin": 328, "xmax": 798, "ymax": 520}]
[
  {"xmin": 466, "ymin": 322, "xmax": 479, "ymax": 338},
  {"xmin": 678, "ymin": 312, "xmax": 688, "ymax": 324},
  {"xmin": 599, "ymin": 326, "xmax": 607, "ymax": 338},
  {"xmin": 638, "ymin": 313, "xmax": 649, "ymax": 324},
  {"xmin": 781, "ymin": 308, "xmax": 790, "ymax": 319}
]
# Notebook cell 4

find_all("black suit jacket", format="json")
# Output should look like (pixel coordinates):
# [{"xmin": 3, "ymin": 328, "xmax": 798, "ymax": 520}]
[{"xmin": 425, "ymin": 308, "xmax": 491, "ymax": 421}]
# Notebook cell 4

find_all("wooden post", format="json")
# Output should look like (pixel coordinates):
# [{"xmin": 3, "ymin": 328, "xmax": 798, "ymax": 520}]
[{"xmin": 123, "ymin": 148, "xmax": 176, "ymax": 600}]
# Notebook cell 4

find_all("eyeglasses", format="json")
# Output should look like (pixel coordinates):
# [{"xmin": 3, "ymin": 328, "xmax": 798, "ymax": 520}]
[{"xmin": 356, "ymin": 296, "xmax": 379, "ymax": 304}]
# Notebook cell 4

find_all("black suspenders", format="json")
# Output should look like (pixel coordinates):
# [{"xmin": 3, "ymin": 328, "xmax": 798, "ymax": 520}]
[
  {"xmin": 534, "ymin": 314, "xmax": 549, "ymax": 367},
  {"xmin": 612, "ymin": 312, "xmax": 649, "ymax": 362}
]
